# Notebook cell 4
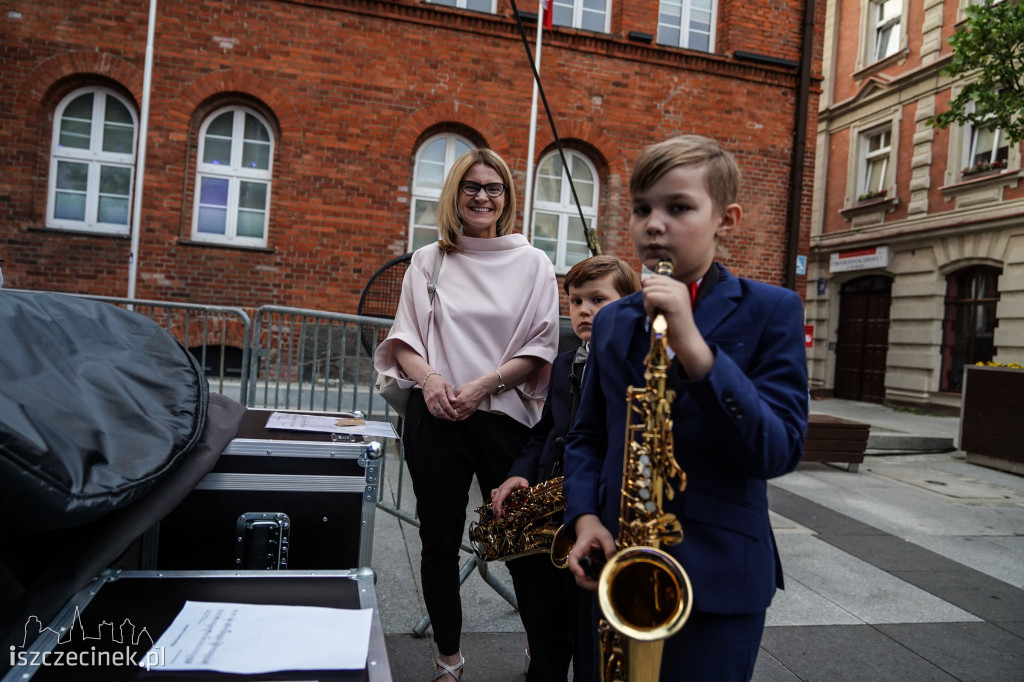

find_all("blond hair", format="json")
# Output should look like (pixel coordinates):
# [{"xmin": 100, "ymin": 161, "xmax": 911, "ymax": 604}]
[
  {"xmin": 630, "ymin": 135, "xmax": 740, "ymax": 215},
  {"xmin": 435, "ymin": 149, "xmax": 517, "ymax": 253}
]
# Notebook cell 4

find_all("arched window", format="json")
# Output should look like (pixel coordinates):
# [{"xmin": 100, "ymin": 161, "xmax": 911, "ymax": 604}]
[
  {"xmin": 192, "ymin": 106, "xmax": 274, "ymax": 247},
  {"xmin": 531, "ymin": 150, "xmax": 598, "ymax": 274},
  {"xmin": 409, "ymin": 134, "xmax": 472, "ymax": 251},
  {"xmin": 941, "ymin": 265, "xmax": 1001, "ymax": 391},
  {"xmin": 48, "ymin": 87, "xmax": 137, "ymax": 234}
]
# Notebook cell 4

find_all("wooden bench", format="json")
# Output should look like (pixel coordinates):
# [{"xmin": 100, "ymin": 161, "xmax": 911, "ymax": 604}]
[{"xmin": 803, "ymin": 414, "xmax": 870, "ymax": 472}]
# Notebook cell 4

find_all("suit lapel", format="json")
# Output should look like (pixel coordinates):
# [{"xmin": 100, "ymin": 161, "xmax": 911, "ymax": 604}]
[
  {"xmin": 695, "ymin": 265, "xmax": 740, "ymax": 339},
  {"xmin": 605, "ymin": 294, "xmax": 649, "ymax": 388}
]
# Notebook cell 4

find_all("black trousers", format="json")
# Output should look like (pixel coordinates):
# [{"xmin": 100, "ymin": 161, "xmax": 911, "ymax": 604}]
[
  {"xmin": 509, "ymin": 552, "xmax": 595, "ymax": 682},
  {"xmin": 404, "ymin": 389, "xmax": 532, "ymax": 656}
]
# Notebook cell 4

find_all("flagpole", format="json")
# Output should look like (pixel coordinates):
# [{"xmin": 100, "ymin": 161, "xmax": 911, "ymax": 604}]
[
  {"xmin": 128, "ymin": 0, "xmax": 157, "ymax": 300},
  {"xmin": 522, "ymin": 2, "xmax": 545, "ymax": 239}
]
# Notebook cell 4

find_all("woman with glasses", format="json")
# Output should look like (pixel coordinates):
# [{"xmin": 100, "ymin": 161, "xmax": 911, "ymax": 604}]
[{"xmin": 375, "ymin": 148, "xmax": 560, "ymax": 681}]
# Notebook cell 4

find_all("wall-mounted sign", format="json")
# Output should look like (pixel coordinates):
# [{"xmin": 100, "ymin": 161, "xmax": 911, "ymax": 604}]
[
  {"xmin": 804, "ymin": 324, "xmax": 814, "ymax": 348},
  {"xmin": 817, "ymin": 277, "xmax": 828, "ymax": 295},
  {"xmin": 796, "ymin": 255, "xmax": 807, "ymax": 275},
  {"xmin": 829, "ymin": 245, "xmax": 889, "ymax": 273}
]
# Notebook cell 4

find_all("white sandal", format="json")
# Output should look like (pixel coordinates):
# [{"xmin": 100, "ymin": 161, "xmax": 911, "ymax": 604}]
[{"xmin": 432, "ymin": 653, "xmax": 465, "ymax": 681}]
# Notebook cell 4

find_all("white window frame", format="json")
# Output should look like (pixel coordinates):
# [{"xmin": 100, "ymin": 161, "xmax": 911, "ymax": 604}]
[
  {"xmin": 859, "ymin": 126, "xmax": 892, "ymax": 198},
  {"xmin": 191, "ymin": 106, "xmax": 274, "ymax": 248},
  {"xmin": 943, "ymin": 83, "xmax": 1020, "ymax": 186},
  {"xmin": 844, "ymin": 109, "xmax": 901, "ymax": 206},
  {"xmin": 47, "ymin": 86, "xmax": 137, "ymax": 235},
  {"xmin": 857, "ymin": 0, "xmax": 908, "ymax": 70},
  {"xmin": 425, "ymin": 0, "xmax": 496, "ymax": 12},
  {"xmin": 408, "ymin": 133, "xmax": 473, "ymax": 252},
  {"xmin": 657, "ymin": 0, "xmax": 717, "ymax": 52},
  {"xmin": 551, "ymin": 0, "xmax": 611, "ymax": 33},
  {"xmin": 531, "ymin": 150, "xmax": 599, "ymax": 275},
  {"xmin": 871, "ymin": 0, "xmax": 901, "ymax": 61}
]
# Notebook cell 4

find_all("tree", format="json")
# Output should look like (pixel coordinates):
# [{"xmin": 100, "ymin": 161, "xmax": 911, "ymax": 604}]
[{"xmin": 928, "ymin": 0, "xmax": 1024, "ymax": 144}]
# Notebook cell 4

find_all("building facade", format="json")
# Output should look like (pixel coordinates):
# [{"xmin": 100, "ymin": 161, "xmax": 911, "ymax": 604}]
[
  {"xmin": 807, "ymin": 0, "xmax": 1023, "ymax": 410},
  {"xmin": 2, "ymin": 0, "xmax": 821, "ymax": 317}
]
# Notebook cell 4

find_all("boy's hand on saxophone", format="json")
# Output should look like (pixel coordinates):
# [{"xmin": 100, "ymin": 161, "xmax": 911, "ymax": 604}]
[
  {"xmin": 569, "ymin": 513, "xmax": 616, "ymax": 591},
  {"xmin": 641, "ymin": 272, "xmax": 714, "ymax": 381}
]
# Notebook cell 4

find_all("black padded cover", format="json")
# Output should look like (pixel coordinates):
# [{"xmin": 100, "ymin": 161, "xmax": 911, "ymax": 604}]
[{"xmin": 0, "ymin": 290, "xmax": 208, "ymax": 529}]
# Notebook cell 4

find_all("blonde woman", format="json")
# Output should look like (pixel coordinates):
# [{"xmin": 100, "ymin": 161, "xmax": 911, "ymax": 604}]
[{"xmin": 375, "ymin": 149, "xmax": 560, "ymax": 681}]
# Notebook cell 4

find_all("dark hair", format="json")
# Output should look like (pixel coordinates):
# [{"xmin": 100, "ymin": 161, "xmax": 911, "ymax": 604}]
[{"xmin": 563, "ymin": 256, "xmax": 641, "ymax": 298}]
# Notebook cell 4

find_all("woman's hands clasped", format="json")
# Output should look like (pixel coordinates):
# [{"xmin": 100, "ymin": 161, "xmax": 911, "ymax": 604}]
[
  {"xmin": 423, "ymin": 374, "xmax": 491, "ymax": 421},
  {"xmin": 422, "ymin": 373, "xmax": 458, "ymax": 420}
]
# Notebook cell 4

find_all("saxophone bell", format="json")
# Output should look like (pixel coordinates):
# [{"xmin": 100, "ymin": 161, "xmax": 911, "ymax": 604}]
[{"xmin": 597, "ymin": 546, "xmax": 692, "ymax": 642}]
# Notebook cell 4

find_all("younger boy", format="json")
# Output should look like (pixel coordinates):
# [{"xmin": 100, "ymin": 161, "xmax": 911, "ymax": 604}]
[
  {"xmin": 492, "ymin": 255, "xmax": 641, "ymax": 682},
  {"xmin": 564, "ymin": 135, "xmax": 808, "ymax": 681}
]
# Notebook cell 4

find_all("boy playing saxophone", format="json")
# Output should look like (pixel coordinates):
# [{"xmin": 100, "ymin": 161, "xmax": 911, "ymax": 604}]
[{"xmin": 563, "ymin": 135, "xmax": 809, "ymax": 681}]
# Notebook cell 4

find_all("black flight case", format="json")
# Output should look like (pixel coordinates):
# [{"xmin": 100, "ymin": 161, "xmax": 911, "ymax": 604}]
[{"xmin": 151, "ymin": 409, "xmax": 383, "ymax": 571}]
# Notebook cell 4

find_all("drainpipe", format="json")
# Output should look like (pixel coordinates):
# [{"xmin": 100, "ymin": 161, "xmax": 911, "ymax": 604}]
[
  {"xmin": 784, "ymin": 0, "xmax": 816, "ymax": 291},
  {"xmin": 127, "ymin": 0, "xmax": 157, "ymax": 299}
]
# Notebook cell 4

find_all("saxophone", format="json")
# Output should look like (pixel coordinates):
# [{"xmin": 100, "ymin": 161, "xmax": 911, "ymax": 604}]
[
  {"xmin": 469, "ymin": 476, "xmax": 573, "ymax": 567},
  {"xmin": 596, "ymin": 259, "xmax": 693, "ymax": 682}
]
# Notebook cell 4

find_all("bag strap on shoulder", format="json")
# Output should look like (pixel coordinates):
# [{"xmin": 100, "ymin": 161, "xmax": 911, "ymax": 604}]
[{"xmin": 427, "ymin": 244, "xmax": 444, "ymax": 303}]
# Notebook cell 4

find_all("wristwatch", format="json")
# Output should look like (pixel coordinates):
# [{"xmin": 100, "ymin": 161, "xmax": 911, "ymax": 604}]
[{"xmin": 494, "ymin": 369, "xmax": 506, "ymax": 394}]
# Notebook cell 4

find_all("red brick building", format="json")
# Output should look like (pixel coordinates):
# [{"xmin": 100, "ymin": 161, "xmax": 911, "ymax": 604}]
[{"xmin": 1, "ymin": 0, "xmax": 822, "ymax": 313}]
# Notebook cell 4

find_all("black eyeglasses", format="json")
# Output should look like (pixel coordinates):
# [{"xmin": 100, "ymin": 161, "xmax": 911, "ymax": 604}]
[{"xmin": 460, "ymin": 181, "xmax": 507, "ymax": 198}]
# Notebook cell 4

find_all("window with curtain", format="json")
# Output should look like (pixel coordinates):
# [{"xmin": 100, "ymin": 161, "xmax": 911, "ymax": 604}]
[
  {"xmin": 551, "ymin": 0, "xmax": 610, "ymax": 32},
  {"xmin": 657, "ymin": 0, "xmax": 716, "ymax": 52},
  {"xmin": 941, "ymin": 265, "xmax": 1001, "ymax": 391},
  {"xmin": 964, "ymin": 118, "xmax": 1009, "ymax": 174},
  {"xmin": 531, "ymin": 150, "xmax": 598, "ymax": 274},
  {"xmin": 47, "ymin": 87, "xmax": 137, "ymax": 234},
  {"xmin": 192, "ymin": 106, "xmax": 274, "ymax": 247},
  {"xmin": 409, "ymin": 134, "xmax": 472, "ymax": 252},
  {"xmin": 871, "ymin": 0, "xmax": 902, "ymax": 62},
  {"xmin": 859, "ymin": 126, "xmax": 892, "ymax": 199}
]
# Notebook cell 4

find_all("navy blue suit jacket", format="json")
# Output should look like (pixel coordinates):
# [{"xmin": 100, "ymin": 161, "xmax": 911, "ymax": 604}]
[
  {"xmin": 563, "ymin": 264, "xmax": 808, "ymax": 614},
  {"xmin": 508, "ymin": 349, "xmax": 580, "ymax": 484}
]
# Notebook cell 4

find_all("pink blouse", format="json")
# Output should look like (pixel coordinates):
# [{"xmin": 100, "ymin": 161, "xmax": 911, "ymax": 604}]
[{"xmin": 374, "ymin": 234, "xmax": 560, "ymax": 427}]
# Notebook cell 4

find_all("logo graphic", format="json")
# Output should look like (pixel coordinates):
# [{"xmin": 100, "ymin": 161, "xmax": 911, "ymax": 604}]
[{"xmin": 10, "ymin": 607, "xmax": 165, "ymax": 671}]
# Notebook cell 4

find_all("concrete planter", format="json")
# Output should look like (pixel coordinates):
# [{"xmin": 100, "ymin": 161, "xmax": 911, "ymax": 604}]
[{"xmin": 960, "ymin": 365, "xmax": 1024, "ymax": 474}]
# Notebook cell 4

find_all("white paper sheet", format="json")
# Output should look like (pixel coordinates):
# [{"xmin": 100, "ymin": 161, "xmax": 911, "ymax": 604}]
[
  {"xmin": 265, "ymin": 411, "xmax": 398, "ymax": 439},
  {"xmin": 141, "ymin": 601, "xmax": 373, "ymax": 673}
]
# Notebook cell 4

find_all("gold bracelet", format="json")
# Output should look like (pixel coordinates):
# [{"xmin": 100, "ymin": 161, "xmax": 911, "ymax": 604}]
[{"xmin": 421, "ymin": 371, "xmax": 441, "ymax": 389}]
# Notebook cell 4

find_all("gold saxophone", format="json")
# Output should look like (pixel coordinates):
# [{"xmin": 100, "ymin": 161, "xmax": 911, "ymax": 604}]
[
  {"xmin": 469, "ymin": 476, "xmax": 573, "ymax": 567},
  {"xmin": 596, "ymin": 259, "xmax": 693, "ymax": 681}
]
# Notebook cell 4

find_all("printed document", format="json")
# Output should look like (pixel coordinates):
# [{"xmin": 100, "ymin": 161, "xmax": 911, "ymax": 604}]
[
  {"xmin": 143, "ymin": 601, "xmax": 372, "ymax": 673},
  {"xmin": 265, "ymin": 411, "xmax": 398, "ymax": 439}
]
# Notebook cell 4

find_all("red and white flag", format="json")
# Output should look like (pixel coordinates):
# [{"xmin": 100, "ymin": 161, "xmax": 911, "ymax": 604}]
[{"xmin": 541, "ymin": 0, "xmax": 553, "ymax": 29}]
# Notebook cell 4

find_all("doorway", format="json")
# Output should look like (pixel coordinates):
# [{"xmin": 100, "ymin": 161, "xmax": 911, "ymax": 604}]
[{"xmin": 834, "ymin": 275, "xmax": 892, "ymax": 402}]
